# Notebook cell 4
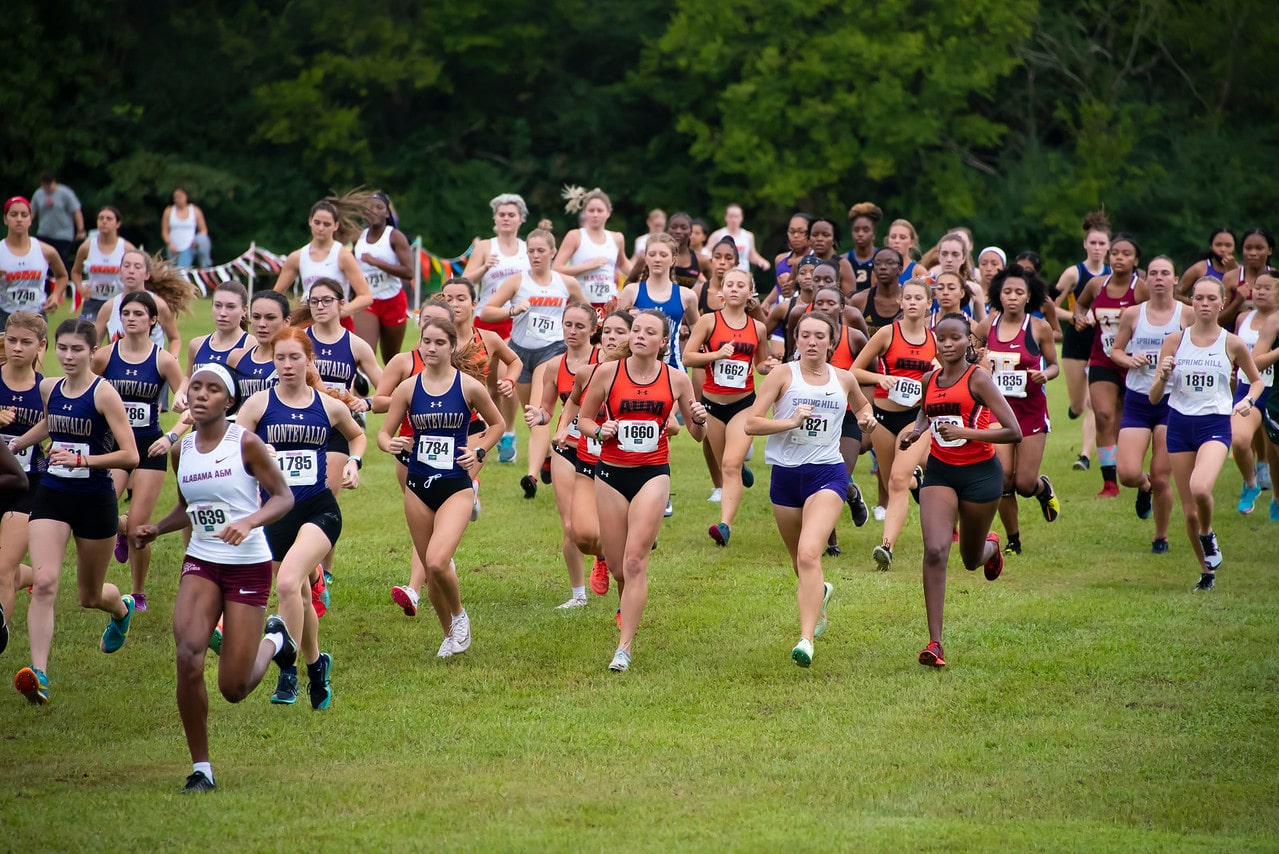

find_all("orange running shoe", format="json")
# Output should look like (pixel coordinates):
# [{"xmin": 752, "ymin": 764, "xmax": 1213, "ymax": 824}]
[
  {"xmin": 983, "ymin": 532, "xmax": 1004, "ymax": 580},
  {"xmin": 1097, "ymin": 481, "xmax": 1120, "ymax": 498},
  {"xmin": 614, "ymin": 609, "xmax": 622, "ymax": 629},
  {"xmin": 918, "ymin": 641, "xmax": 946, "ymax": 667},
  {"xmin": 590, "ymin": 557, "xmax": 610, "ymax": 596},
  {"xmin": 311, "ymin": 572, "xmax": 329, "ymax": 618}
]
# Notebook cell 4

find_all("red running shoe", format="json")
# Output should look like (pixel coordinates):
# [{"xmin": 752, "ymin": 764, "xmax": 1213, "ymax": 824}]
[
  {"xmin": 390, "ymin": 585, "xmax": 418, "ymax": 617},
  {"xmin": 615, "ymin": 609, "xmax": 622, "ymax": 629},
  {"xmin": 590, "ymin": 557, "xmax": 609, "ymax": 596},
  {"xmin": 1097, "ymin": 481, "xmax": 1120, "ymax": 498},
  {"xmin": 311, "ymin": 573, "xmax": 328, "ymax": 618},
  {"xmin": 983, "ymin": 532, "xmax": 1004, "ymax": 580},
  {"xmin": 918, "ymin": 641, "xmax": 946, "ymax": 667},
  {"xmin": 952, "ymin": 528, "xmax": 960, "ymax": 543}
]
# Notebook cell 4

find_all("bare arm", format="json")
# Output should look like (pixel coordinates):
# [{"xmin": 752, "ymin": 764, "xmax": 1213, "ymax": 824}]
[{"xmin": 337, "ymin": 248, "xmax": 373, "ymax": 316}]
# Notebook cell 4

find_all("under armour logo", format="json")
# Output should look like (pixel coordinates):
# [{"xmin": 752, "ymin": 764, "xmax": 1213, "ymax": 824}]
[
  {"xmin": 290, "ymin": 413, "xmax": 304, "ymax": 420},
  {"xmin": 125, "ymin": 369, "xmax": 138, "ymax": 376},
  {"xmin": 62, "ymin": 404, "xmax": 73, "ymax": 411},
  {"xmin": 321, "ymin": 348, "xmax": 332, "ymax": 356},
  {"xmin": 429, "ymin": 401, "xmax": 443, "ymax": 409}
]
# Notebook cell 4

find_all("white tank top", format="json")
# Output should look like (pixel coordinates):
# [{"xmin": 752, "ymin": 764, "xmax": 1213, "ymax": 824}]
[
  {"xmin": 86, "ymin": 237, "xmax": 126, "ymax": 302},
  {"xmin": 569, "ymin": 229, "xmax": 620, "ymax": 305},
  {"xmin": 479, "ymin": 238, "xmax": 529, "ymax": 310},
  {"xmin": 1169, "ymin": 328, "xmax": 1233, "ymax": 416},
  {"xmin": 1125, "ymin": 303, "xmax": 1182, "ymax": 395},
  {"xmin": 178, "ymin": 424, "xmax": 272, "ymax": 564},
  {"xmin": 353, "ymin": 227, "xmax": 402, "ymax": 300},
  {"xmin": 764, "ymin": 362, "xmax": 848, "ymax": 467},
  {"xmin": 1236, "ymin": 310, "xmax": 1275, "ymax": 387},
  {"xmin": 298, "ymin": 242, "xmax": 348, "ymax": 299},
  {"xmin": 510, "ymin": 272, "xmax": 571, "ymax": 349},
  {"xmin": 106, "ymin": 294, "xmax": 167, "ymax": 348},
  {"xmin": 167, "ymin": 206, "xmax": 198, "ymax": 252},
  {"xmin": 0, "ymin": 239, "xmax": 50, "ymax": 314}
]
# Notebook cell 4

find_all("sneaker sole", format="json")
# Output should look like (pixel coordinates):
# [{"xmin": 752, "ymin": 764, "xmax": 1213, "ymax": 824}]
[
  {"xmin": 310, "ymin": 655, "xmax": 333, "ymax": 711},
  {"xmin": 814, "ymin": 583, "xmax": 833, "ymax": 639},
  {"xmin": 14, "ymin": 668, "xmax": 47, "ymax": 705},
  {"xmin": 708, "ymin": 525, "xmax": 729, "ymax": 546},
  {"xmin": 791, "ymin": 646, "xmax": 812, "ymax": 668},
  {"xmin": 872, "ymin": 547, "xmax": 892, "ymax": 571},
  {"xmin": 390, "ymin": 587, "xmax": 418, "ymax": 617},
  {"xmin": 984, "ymin": 533, "xmax": 1004, "ymax": 580},
  {"xmin": 918, "ymin": 648, "xmax": 946, "ymax": 667}
]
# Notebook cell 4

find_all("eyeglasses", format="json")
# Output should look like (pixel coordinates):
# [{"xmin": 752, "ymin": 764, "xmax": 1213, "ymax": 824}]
[{"xmin": 307, "ymin": 296, "xmax": 339, "ymax": 307}]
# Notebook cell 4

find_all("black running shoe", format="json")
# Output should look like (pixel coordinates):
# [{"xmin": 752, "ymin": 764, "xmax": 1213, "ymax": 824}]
[
  {"xmin": 309, "ymin": 652, "xmax": 333, "ymax": 711},
  {"xmin": 1073, "ymin": 455, "xmax": 1090, "ymax": 471},
  {"xmin": 270, "ymin": 671, "xmax": 298, "ymax": 705},
  {"xmin": 847, "ymin": 483, "xmax": 869, "ymax": 528},
  {"xmin": 825, "ymin": 543, "xmax": 841, "ymax": 557},
  {"xmin": 909, "ymin": 466, "xmax": 923, "ymax": 505},
  {"xmin": 1037, "ymin": 476, "xmax": 1060, "ymax": 523},
  {"xmin": 742, "ymin": 465, "xmax": 755, "ymax": 488},
  {"xmin": 0, "ymin": 601, "xmax": 8, "ymax": 656},
  {"xmin": 264, "ymin": 614, "xmax": 297, "ymax": 670},
  {"xmin": 182, "ymin": 771, "xmax": 216, "ymax": 794},
  {"xmin": 1135, "ymin": 487, "xmax": 1153, "ymax": 520},
  {"xmin": 1151, "ymin": 538, "xmax": 1169, "ymax": 555},
  {"xmin": 520, "ymin": 475, "xmax": 537, "ymax": 499},
  {"xmin": 1193, "ymin": 572, "xmax": 1215, "ymax": 592},
  {"xmin": 540, "ymin": 456, "xmax": 552, "ymax": 484}
]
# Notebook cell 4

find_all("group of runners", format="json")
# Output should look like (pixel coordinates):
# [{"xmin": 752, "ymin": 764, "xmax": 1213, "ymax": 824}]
[{"xmin": 0, "ymin": 188, "xmax": 1274, "ymax": 793}]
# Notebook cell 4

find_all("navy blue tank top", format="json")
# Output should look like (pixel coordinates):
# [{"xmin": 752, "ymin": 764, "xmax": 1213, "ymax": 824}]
[
  {"xmin": 634, "ymin": 280, "xmax": 686, "ymax": 369},
  {"xmin": 308, "ymin": 328, "xmax": 357, "ymax": 391},
  {"xmin": 846, "ymin": 247, "xmax": 876, "ymax": 293},
  {"xmin": 193, "ymin": 331, "xmax": 250, "ymax": 368},
  {"xmin": 103, "ymin": 344, "xmax": 164, "ymax": 435},
  {"xmin": 407, "ymin": 371, "xmax": 471, "ymax": 482},
  {"xmin": 233, "ymin": 349, "xmax": 277, "ymax": 399},
  {"xmin": 1073, "ymin": 261, "xmax": 1111, "ymax": 298},
  {"xmin": 45, "ymin": 378, "xmax": 114, "ymax": 494},
  {"xmin": 0, "ymin": 370, "xmax": 46, "ymax": 476},
  {"xmin": 256, "ymin": 387, "xmax": 331, "ymax": 502}
]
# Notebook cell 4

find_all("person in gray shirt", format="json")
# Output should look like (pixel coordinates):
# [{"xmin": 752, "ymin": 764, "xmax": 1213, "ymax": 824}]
[{"xmin": 31, "ymin": 171, "xmax": 85, "ymax": 283}]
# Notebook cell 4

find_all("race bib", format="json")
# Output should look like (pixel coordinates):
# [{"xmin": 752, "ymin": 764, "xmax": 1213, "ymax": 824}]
[
  {"xmin": 1240, "ymin": 363, "xmax": 1275, "ymax": 387},
  {"xmin": 48, "ymin": 441, "xmax": 91, "ymax": 478},
  {"xmin": 416, "ymin": 435, "xmax": 456, "ymax": 470},
  {"xmin": 793, "ymin": 413, "xmax": 836, "ymax": 445},
  {"xmin": 1180, "ymin": 372, "xmax": 1216, "ymax": 395},
  {"xmin": 930, "ymin": 415, "xmax": 967, "ymax": 448},
  {"xmin": 887, "ymin": 377, "xmax": 923, "ymax": 407},
  {"xmin": 9, "ymin": 286, "xmax": 42, "ymax": 311},
  {"xmin": 2, "ymin": 435, "xmax": 32, "ymax": 472},
  {"xmin": 188, "ymin": 501, "xmax": 231, "ymax": 540},
  {"xmin": 91, "ymin": 280, "xmax": 118, "ymax": 300},
  {"xmin": 616, "ymin": 419, "xmax": 661, "ymax": 453},
  {"xmin": 276, "ymin": 449, "xmax": 318, "ymax": 486},
  {"xmin": 993, "ymin": 371, "xmax": 1027, "ymax": 399},
  {"xmin": 1139, "ymin": 351, "xmax": 1159, "ymax": 370},
  {"xmin": 528, "ymin": 310, "xmax": 562, "ymax": 343},
  {"xmin": 712, "ymin": 358, "xmax": 750, "ymax": 390},
  {"xmin": 363, "ymin": 266, "xmax": 400, "ymax": 300},
  {"xmin": 566, "ymin": 416, "xmax": 581, "ymax": 440},
  {"xmin": 586, "ymin": 435, "xmax": 603, "ymax": 457},
  {"xmin": 124, "ymin": 401, "xmax": 153, "ymax": 427},
  {"xmin": 324, "ymin": 380, "xmax": 348, "ymax": 392},
  {"xmin": 583, "ymin": 274, "xmax": 615, "ymax": 304}
]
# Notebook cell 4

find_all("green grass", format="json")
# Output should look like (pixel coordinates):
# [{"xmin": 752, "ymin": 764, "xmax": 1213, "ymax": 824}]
[{"xmin": 2, "ymin": 300, "xmax": 1277, "ymax": 851}]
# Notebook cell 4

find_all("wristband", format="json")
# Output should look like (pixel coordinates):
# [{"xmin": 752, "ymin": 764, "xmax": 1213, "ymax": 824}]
[
  {"xmin": 76, "ymin": 451, "xmax": 85, "ymax": 468},
  {"xmin": 594, "ymin": 427, "xmax": 604, "ymax": 441},
  {"xmin": 349, "ymin": 456, "xmax": 363, "ymax": 470},
  {"xmin": 365, "ymin": 397, "xmax": 374, "ymax": 410},
  {"xmin": 692, "ymin": 418, "xmax": 707, "ymax": 426}
]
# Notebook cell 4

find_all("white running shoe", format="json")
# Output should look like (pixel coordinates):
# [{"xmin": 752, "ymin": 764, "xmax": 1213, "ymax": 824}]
[
  {"xmin": 450, "ymin": 611, "xmax": 472, "ymax": 652},
  {"xmin": 608, "ymin": 648, "xmax": 631, "ymax": 672},
  {"xmin": 664, "ymin": 499, "xmax": 673, "ymax": 518},
  {"xmin": 436, "ymin": 636, "xmax": 455, "ymax": 658},
  {"xmin": 556, "ymin": 595, "xmax": 587, "ymax": 610},
  {"xmin": 707, "ymin": 488, "xmax": 723, "ymax": 503},
  {"xmin": 791, "ymin": 638, "xmax": 814, "ymax": 668},
  {"xmin": 814, "ymin": 582, "xmax": 834, "ymax": 638},
  {"xmin": 872, "ymin": 505, "xmax": 887, "ymax": 521},
  {"xmin": 471, "ymin": 496, "xmax": 481, "ymax": 522}
]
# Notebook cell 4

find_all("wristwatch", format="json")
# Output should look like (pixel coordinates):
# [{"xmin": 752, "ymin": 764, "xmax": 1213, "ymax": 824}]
[
  {"xmin": 165, "ymin": 431, "xmax": 179, "ymax": 444},
  {"xmin": 475, "ymin": 447, "xmax": 487, "ymax": 463},
  {"xmin": 350, "ymin": 455, "xmax": 363, "ymax": 469}
]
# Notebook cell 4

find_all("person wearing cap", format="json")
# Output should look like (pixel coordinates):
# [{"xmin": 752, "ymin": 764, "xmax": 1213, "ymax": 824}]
[
  {"xmin": 1, "ymin": 196, "xmax": 68, "ymax": 327},
  {"xmin": 131, "ymin": 362, "xmax": 296, "ymax": 793}
]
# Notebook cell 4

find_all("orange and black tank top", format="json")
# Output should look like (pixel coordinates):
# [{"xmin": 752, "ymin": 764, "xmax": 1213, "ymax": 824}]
[
  {"xmin": 874, "ymin": 321, "xmax": 936, "ymax": 401},
  {"xmin": 924, "ymin": 363, "xmax": 994, "ymax": 465},
  {"xmin": 599, "ymin": 359, "xmax": 676, "ymax": 467},
  {"xmin": 701, "ymin": 311, "xmax": 757, "ymax": 396}
]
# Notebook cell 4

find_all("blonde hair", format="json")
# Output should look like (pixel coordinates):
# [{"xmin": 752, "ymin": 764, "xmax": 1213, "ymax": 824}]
[
  {"xmin": 310, "ymin": 188, "xmax": 375, "ymax": 245},
  {"xmin": 848, "ymin": 201, "xmax": 883, "ymax": 224},
  {"xmin": 1, "ymin": 311, "xmax": 48, "ymax": 372},
  {"xmin": 121, "ymin": 249, "xmax": 197, "ymax": 317},
  {"xmin": 888, "ymin": 219, "xmax": 919, "ymax": 259},
  {"xmin": 562, "ymin": 185, "xmax": 612, "ymax": 215},
  {"xmin": 489, "ymin": 193, "xmax": 528, "ymax": 221},
  {"xmin": 527, "ymin": 228, "xmax": 558, "ymax": 253}
]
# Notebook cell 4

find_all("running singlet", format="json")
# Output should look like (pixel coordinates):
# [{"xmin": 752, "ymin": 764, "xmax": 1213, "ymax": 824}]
[
  {"xmin": 986, "ymin": 314, "xmax": 1044, "ymax": 403},
  {"xmin": 398, "ymin": 350, "xmax": 428, "ymax": 439},
  {"xmin": 846, "ymin": 248, "xmax": 875, "ymax": 293},
  {"xmin": 353, "ymin": 227, "xmax": 403, "ymax": 301},
  {"xmin": 106, "ymin": 297, "xmax": 166, "ymax": 348},
  {"xmin": 862, "ymin": 286, "xmax": 901, "ymax": 337},
  {"xmin": 924, "ymin": 365, "xmax": 994, "ymax": 465},
  {"xmin": 1237, "ymin": 310, "xmax": 1275, "ymax": 388},
  {"xmin": 764, "ymin": 362, "xmax": 847, "ymax": 467},
  {"xmin": 256, "ymin": 388, "xmax": 331, "ymax": 501},
  {"xmin": 406, "ymin": 371, "xmax": 471, "ymax": 482},
  {"xmin": 874, "ymin": 321, "xmax": 936, "ymax": 407},
  {"xmin": 479, "ymin": 238, "xmax": 530, "ymax": 313},
  {"xmin": 701, "ymin": 312, "xmax": 757, "ymax": 396},
  {"xmin": 0, "ymin": 239, "xmax": 50, "ymax": 314},
  {"xmin": 1126, "ymin": 304, "xmax": 1182, "ymax": 396},
  {"xmin": 672, "ymin": 253, "xmax": 700, "ymax": 290},
  {"xmin": 298, "ymin": 242, "xmax": 347, "ymax": 300},
  {"xmin": 103, "ymin": 344, "xmax": 164, "ymax": 435},
  {"xmin": 179, "ymin": 424, "xmax": 272, "ymax": 564},
  {"xmin": 233, "ymin": 350, "xmax": 278, "ymax": 399},
  {"xmin": 509, "ymin": 272, "xmax": 571, "ymax": 349},
  {"xmin": 556, "ymin": 346, "xmax": 599, "ymax": 439},
  {"xmin": 0, "ymin": 370, "xmax": 45, "ymax": 475},
  {"xmin": 599, "ymin": 360, "xmax": 675, "ymax": 467},
  {"xmin": 576, "ymin": 364, "xmax": 607, "ymax": 465},
  {"xmin": 1088, "ymin": 275, "xmax": 1139, "ymax": 371},
  {"xmin": 85, "ymin": 238, "xmax": 125, "ymax": 302},
  {"xmin": 571, "ymin": 230, "xmax": 621, "ymax": 305},
  {"xmin": 308, "ymin": 328, "xmax": 357, "ymax": 391},
  {"xmin": 829, "ymin": 325, "xmax": 858, "ymax": 371},
  {"xmin": 193, "ymin": 331, "xmax": 250, "ymax": 370},
  {"xmin": 1065, "ymin": 261, "xmax": 1110, "ymax": 311},
  {"xmin": 634, "ymin": 281, "xmax": 686, "ymax": 370},
  {"xmin": 44, "ymin": 378, "xmax": 115, "ymax": 494},
  {"xmin": 1169, "ymin": 328, "xmax": 1233, "ymax": 416}
]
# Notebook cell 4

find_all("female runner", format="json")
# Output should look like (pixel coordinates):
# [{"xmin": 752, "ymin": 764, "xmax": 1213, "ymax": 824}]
[
  {"xmin": 1, "ymin": 196, "xmax": 67, "ymax": 326},
  {"xmin": 767, "ymin": 254, "xmax": 819, "ymax": 363},
  {"xmin": 174, "ymin": 282, "xmax": 250, "ymax": 411},
  {"xmin": 93, "ymin": 292, "xmax": 185, "ymax": 610},
  {"xmin": 272, "ymin": 193, "xmax": 374, "ymax": 329},
  {"xmin": 1150, "ymin": 278, "xmax": 1262, "ymax": 590},
  {"xmin": 1218, "ymin": 228, "xmax": 1272, "ymax": 331},
  {"xmin": 973, "ymin": 267, "xmax": 1061, "ymax": 556},
  {"xmin": 853, "ymin": 278, "xmax": 937, "ymax": 570},
  {"xmin": 131, "ymin": 364, "xmax": 295, "ymax": 793},
  {"xmin": 851, "ymin": 249, "xmax": 905, "ymax": 518},
  {"xmin": 806, "ymin": 218, "xmax": 857, "ymax": 297},
  {"xmin": 845, "ymin": 202, "xmax": 883, "ymax": 294},
  {"xmin": 884, "ymin": 219, "xmax": 923, "ymax": 282},
  {"xmin": 1109, "ymin": 256, "xmax": 1190, "ymax": 553},
  {"xmin": 747, "ymin": 312, "xmax": 876, "ymax": 667},
  {"xmin": 234, "ymin": 328, "xmax": 365, "ymax": 708},
  {"xmin": 934, "ymin": 232, "xmax": 987, "ymax": 323},
  {"xmin": 70, "ymin": 206, "xmax": 134, "ymax": 319},
  {"xmin": 11, "ymin": 319, "xmax": 139, "ymax": 705},
  {"xmin": 95, "ymin": 249, "xmax": 189, "ymax": 358},
  {"xmin": 1073, "ymin": 233, "xmax": 1148, "ymax": 497},
  {"xmin": 352, "ymin": 191, "xmax": 413, "ymax": 362},
  {"xmin": 577, "ymin": 309, "xmax": 707, "ymax": 672},
  {"xmin": 684, "ymin": 269, "xmax": 771, "ymax": 546},
  {"xmin": 379, "ymin": 316, "xmax": 504, "ymax": 657},
  {"xmin": 1177, "ymin": 228, "xmax": 1237, "ymax": 296},
  {"xmin": 930, "ymin": 271, "xmax": 976, "ymax": 326},
  {"xmin": 554, "ymin": 186, "xmax": 630, "ymax": 310},
  {"xmin": 227, "ymin": 291, "xmax": 291, "ymax": 399},
  {"xmin": 617, "ymin": 234, "xmax": 701, "ymax": 374},
  {"xmin": 901, "ymin": 313, "xmax": 1022, "ymax": 667},
  {"xmin": 1230, "ymin": 272, "xmax": 1276, "ymax": 514},
  {"xmin": 694, "ymin": 238, "xmax": 749, "ymax": 500},
  {"xmin": 977, "ymin": 246, "xmax": 1006, "ymax": 292},
  {"xmin": 1053, "ymin": 210, "xmax": 1111, "ymax": 472}
]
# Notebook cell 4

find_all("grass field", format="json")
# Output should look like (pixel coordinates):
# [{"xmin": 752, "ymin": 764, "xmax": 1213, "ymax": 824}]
[{"xmin": 2, "ymin": 300, "xmax": 1277, "ymax": 851}]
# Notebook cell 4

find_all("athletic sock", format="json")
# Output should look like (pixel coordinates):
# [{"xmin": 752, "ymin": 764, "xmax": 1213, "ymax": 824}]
[
  {"xmin": 193, "ymin": 761, "xmax": 213, "ymax": 784},
  {"xmin": 405, "ymin": 587, "xmax": 420, "ymax": 607},
  {"xmin": 1098, "ymin": 445, "xmax": 1118, "ymax": 483},
  {"xmin": 571, "ymin": 586, "xmax": 586, "ymax": 599},
  {"xmin": 1101, "ymin": 465, "xmax": 1117, "ymax": 484},
  {"xmin": 265, "ymin": 632, "xmax": 285, "ymax": 657}
]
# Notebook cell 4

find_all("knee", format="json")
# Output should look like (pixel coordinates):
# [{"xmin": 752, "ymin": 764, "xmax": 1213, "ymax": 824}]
[
  {"xmin": 77, "ymin": 588, "xmax": 102, "ymax": 609},
  {"xmin": 425, "ymin": 560, "xmax": 450, "ymax": 579},
  {"xmin": 1150, "ymin": 470, "xmax": 1170, "ymax": 491},
  {"xmin": 795, "ymin": 546, "xmax": 824, "ymax": 573},
  {"xmin": 923, "ymin": 543, "xmax": 950, "ymax": 570},
  {"xmin": 622, "ymin": 557, "xmax": 647, "ymax": 580},
  {"xmin": 1117, "ymin": 465, "xmax": 1143, "ymax": 487},
  {"xmin": 888, "ymin": 468, "xmax": 915, "ymax": 492},
  {"xmin": 175, "ymin": 641, "xmax": 206, "ymax": 681},
  {"xmin": 31, "ymin": 572, "xmax": 57, "ymax": 599},
  {"xmin": 219, "ymin": 676, "xmax": 252, "ymax": 704}
]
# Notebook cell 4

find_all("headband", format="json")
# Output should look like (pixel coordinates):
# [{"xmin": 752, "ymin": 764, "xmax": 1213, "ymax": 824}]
[
  {"xmin": 796, "ymin": 254, "xmax": 821, "ymax": 270},
  {"xmin": 4, "ymin": 196, "xmax": 31, "ymax": 214},
  {"xmin": 191, "ymin": 363, "xmax": 238, "ymax": 402},
  {"xmin": 979, "ymin": 246, "xmax": 1007, "ymax": 265}
]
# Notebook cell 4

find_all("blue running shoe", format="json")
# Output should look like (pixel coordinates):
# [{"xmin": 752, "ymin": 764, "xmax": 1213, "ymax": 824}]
[
  {"xmin": 14, "ymin": 666, "xmax": 48, "ymax": 705},
  {"xmin": 100, "ymin": 595, "xmax": 135, "ymax": 654},
  {"xmin": 709, "ymin": 522, "xmax": 730, "ymax": 547},
  {"xmin": 1237, "ymin": 483, "xmax": 1262, "ymax": 514},
  {"xmin": 308, "ymin": 653, "xmax": 333, "ymax": 710},
  {"xmin": 498, "ymin": 433, "xmax": 517, "ymax": 463},
  {"xmin": 742, "ymin": 465, "xmax": 754, "ymax": 488},
  {"xmin": 271, "ymin": 670, "xmax": 298, "ymax": 705},
  {"xmin": 1271, "ymin": 499, "xmax": 1279, "ymax": 522}
]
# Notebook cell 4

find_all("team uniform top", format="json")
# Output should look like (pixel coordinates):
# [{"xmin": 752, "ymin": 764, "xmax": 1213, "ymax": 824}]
[
  {"xmin": 1088, "ymin": 274, "xmax": 1138, "ymax": 371},
  {"xmin": 479, "ymin": 238, "xmax": 529, "ymax": 313},
  {"xmin": 929, "ymin": 302, "xmax": 974, "ymax": 328},
  {"xmin": 874, "ymin": 321, "xmax": 936, "ymax": 408},
  {"xmin": 829, "ymin": 324, "xmax": 858, "ymax": 372},
  {"xmin": 701, "ymin": 312, "xmax": 758, "ymax": 396},
  {"xmin": 233, "ymin": 350, "xmax": 277, "ymax": 400},
  {"xmin": 85, "ymin": 238, "xmax": 126, "ymax": 302},
  {"xmin": 255, "ymin": 388, "xmax": 331, "ymax": 502},
  {"xmin": 924, "ymin": 364, "xmax": 994, "ymax": 465},
  {"xmin": 576, "ymin": 364, "xmax": 608, "ymax": 466},
  {"xmin": 985, "ymin": 314, "xmax": 1046, "ymax": 406},
  {"xmin": 0, "ymin": 371, "xmax": 46, "ymax": 476},
  {"xmin": 633, "ymin": 281, "xmax": 687, "ymax": 371},
  {"xmin": 672, "ymin": 253, "xmax": 700, "ymax": 290},
  {"xmin": 898, "ymin": 261, "xmax": 922, "ymax": 285},
  {"xmin": 1237, "ymin": 310, "xmax": 1275, "ymax": 389},
  {"xmin": 1064, "ymin": 261, "xmax": 1111, "ymax": 312},
  {"xmin": 1126, "ymin": 304, "xmax": 1182, "ymax": 397},
  {"xmin": 556, "ymin": 347, "xmax": 598, "ymax": 445},
  {"xmin": 179, "ymin": 423, "xmax": 271, "ymax": 564},
  {"xmin": 307, "ymin": 328, "xmax": 357, "ymax": 391},
  {"xmin": 1168, "ymin": 329, "xmax": 1233, "ymax": 416},
  {"xmin": 103, "ymin": 343, "xmax": 165, "ymax": 436},
  {"xmin": 44, "ymin": 378, "xmax": 115, "ymax": 494},
  {"xmin": 299, "ymin": 242, "xmax": 348, "ymax": 300},
  {"xmin": 846, "ymin": 249, "xmax": 875, "ymax": 293},
  {"xmin": 193, "ymin": 331, "xmax": 250, "ymax": 369},
  {"xmin": 598, "ymin": 360, "xmax": 676, "ymax": 468},
  {"xmin": 353, "ymin": 227, "xmax": 402, "ymax": 301},
  {"xmin": 396, "ymin": 351, "xmax": 428, "ymax": 439},
  {"xmin": 862, "ymin": 287, "xmax": 901, "ymax": 337},
  {"xmin": 0, "ymin": 239, "xmax": 50, "ymax": 315},
  {"xmin": 406, "ymin": 371, "xmax": 472, "ymax": 482},
  {"xmin": 106, "ymin": 298, "xmax": 167, "ymax": 348},
  {"xmin": 764, "ymin": 362, "xmax": 848, "ymax": 468},
  {"xmin": 509, "ymin": 272, "xmax": 571, "ymax": 350},
  {"xmin": 571, "ymin": 230, "xmax": 622, "ymax": 306}
]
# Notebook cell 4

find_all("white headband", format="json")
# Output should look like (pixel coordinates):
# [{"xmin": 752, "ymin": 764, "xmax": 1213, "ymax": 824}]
[
  {"xmin": 979, "ymin": 246, "xmax": 1007, "ymax": 265},
  {"xmin": 191, "ymin": 363, "xmax": 238, "ymax": 402}
]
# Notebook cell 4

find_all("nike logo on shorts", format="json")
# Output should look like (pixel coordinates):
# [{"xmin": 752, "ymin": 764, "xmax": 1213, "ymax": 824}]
[{"xmin": 239, "ymin": 589, "xmax": 257, "ymax": 596}]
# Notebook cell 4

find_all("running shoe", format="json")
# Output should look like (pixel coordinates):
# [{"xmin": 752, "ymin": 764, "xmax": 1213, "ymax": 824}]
[
  {"xmin": 869, "ymin": 450, "xmax": 879, "ymax": 476},
  {"xmin": 918, "ymin": 641, "xmax": 946, "ymax": 667},
  {"xmin": 590, "ymin": 557, "xmax": 610, "ymax": 596},
  {"xmin": 451, "ymin": 611, "xmax": 472, "ymax": 653},
  {"xmin": 308, "ymin": 653, "xmax": 332, "ymax": 711},
  {"xmin": 1151, "ymin": 538, "xmax": 1169, "ymax": 555},
  {"xmin": 1271, "ymin": 499, "xmax": 1279, "ymax": 522},
  {"xmin": 709, "ymin": 522, "xmax": 731, "ymax": 547},
  {"xmin": 323, "ymin": 568, "xmax": 333, "ymax": 586},
  {"xmin": 1038, "ymin": 476, "xmax": 1060, "ymax": 522},
  {"xmin": 209, "ymin": 620, "xmax": 223, "ymax": 656},
  {"xmin": 814, "ymin": 582, "xmax": 833, "ymax": 639},
  {"xmin": 437, "ymin": 636, "xmax": 456, "ymax": 658},
  {"xmin": 391, "ymin": 586, "xmax": 418, "ymax": 617},
  {"xmin": 664, "ymin": 498, "xmax": 674, "ymax": 518},
  {"xmin": 952, "ymin": 529, "xmax": 959, "ymax": 543},
  {"xmin": 1004, "ymin": 538, "xmax": 1022, "ymax": 556},
  {"xmin": 132, "ymin": 593, "xmax": 147, "ymax": 613},
  {"xmin": 1258, "ymin": 461, "xmax": 1271, "ymax": 490},
  {"xmin": 872, "ymin": 505, "xmax": 886, "ymax": 521},
  {"xmin": 742, "ymin": 465, "xmax": 754, "ymax": 488},
  {"xmin": 182, "ymin": 771, "xmax": 216, "ymax": 794},
  {"xmin": 270, "ymin": 670, "xmax": 298, "ymax": 705},
  {"xmin": 1237, "ymin": 483, "xmax": 1262, "ymax": 514},
  {"xmin": 791, "ymin": 638, "xmax": 814, "ymax": 668},
  {"xmin": 825, "ymin": 543, "xmax": 841, "ymax": 557},
  {"xmin": 1199, "ymin": 532, "xmax": 1223, "ymax": 570},
  {"xmin": 471, "ymin": 494, "xmax": 481, "ymax": 522},
  {"xmin": 1073, "ymin": 454, "xmax": 1090, "ymax": 471},
  {"xmin": 14, "ymin": 666, "xmax": 48, "ymax": 704},
  {"xmin": 847, "ymin": 483, "xmax": 869, "ymax": 527},
  {"xmin": 100, "ymin": 595, "xmax": 135, "ymax": 654},
  {"xmin": 1135, "ymin": 486, "xmax": 1153, "ymax": 520},
  {"xmin": 615, "ymin": 609, "xmax": 622, "ymax": 629},
  {"xmin": 0, "ymin": 601, "xmax": 7, "ymax": 656},
  {"xmin": 608, "ymin": 648, "xmax": 631, "ymax": 672},
  {"xmin": 872, "ymin": 544, "xmax": 893, "ymax": 571},
  {"xmin": 1193, "ymin": 573, "xmax": 1215, "ymax": 592},
  {"xmin": 114, "ymin": 533, "xmax": 129, "ymax": 563},
  {"xmin": 541, "ymin": 456, "xmax": 552, "ymax": 485},
  {"xmin": 707, "ymin": 488, "xmax": 723, "ymax": 503},
  {"xmin": 264, "ymin": 614, "xmax": 297, "ymax": 670},
  {"xmin": 311, "ymin": 574, "xmax": 328, "ymax": 619},
  {"xmin": 520, "ymin": 475, "xmax": 537, "ymax": 499},
  {"xmin": 984, "ymin": 532, "xmax": 1004, "ymax": 580},
  {"xmin": 498, "ymin": 433, "xmax": 517, "ymax": 463},
  {"xmin": 557, "ymin": 595, "xmax": 587, "ymax": 610},
  {"xmin": 909, "ymin": 465, "xmax": 923, "ymax": 505},
  {"xmin": 1097, "ymin": 481, "xmax": 1120, "ymax": 498}
]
